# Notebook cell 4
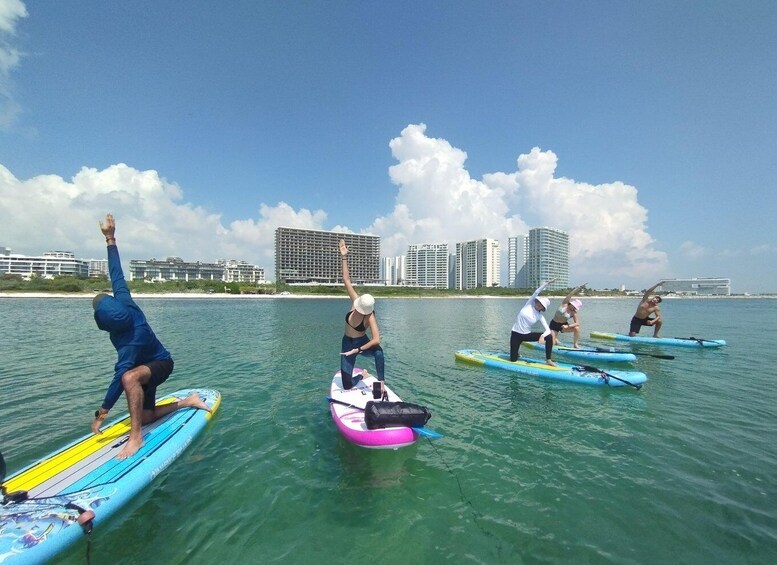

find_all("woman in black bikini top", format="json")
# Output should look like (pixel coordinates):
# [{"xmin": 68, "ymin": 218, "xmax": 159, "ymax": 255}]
[
  {"xmin": 338, "ymin": 239, "xmax": 385, "ymax": 390},
  {"xmin": 345, "ymin": 310, "xmax": 368, "ymax": 332}
]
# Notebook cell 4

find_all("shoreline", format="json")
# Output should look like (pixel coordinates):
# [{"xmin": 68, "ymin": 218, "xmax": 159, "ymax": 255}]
[{"xmin": 0, "ymin": 292, "xmax": 772, "ymax": 300}]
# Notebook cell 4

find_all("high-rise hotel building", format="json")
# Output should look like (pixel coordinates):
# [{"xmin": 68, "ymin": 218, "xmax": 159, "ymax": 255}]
[
  {"xmin": 507, "ymin": 235, "xmax": 529, "ymax": 288},
  {"xmin": 454, "ymin": 238, "xmax": 501, "ymax": 289},
  {"xmin": 406, "ymin": 243, "xmax": 449, "ymax": 289},
  {"xmin": 380, "ymin": 255, "xmax": 407, "ymax": 285},
  {"xmin": 274, "ymin": 227, "xmax": 380, "ymax": 284},
  {"xmin": 526, "ymin": 227, "xmax": 569, "ymax": 290}
]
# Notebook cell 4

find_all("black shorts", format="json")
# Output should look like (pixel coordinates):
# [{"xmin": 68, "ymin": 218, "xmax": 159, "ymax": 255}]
[
  {"xmin": 141, "ymin": 358, "xmax": 174, "ymax": 410},
  {"xmin": 629, "ymin": 316, "xmax": 654, "ymax": 335},
  {"xmin": 549, "ymin": 319, "xmax": 566, "ymax": 332}
]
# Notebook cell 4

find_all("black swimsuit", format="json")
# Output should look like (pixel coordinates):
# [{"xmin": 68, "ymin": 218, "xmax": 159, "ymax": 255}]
[{"xmin": 345, "ymin": 310, "xmax": 367, "ymax": 332}]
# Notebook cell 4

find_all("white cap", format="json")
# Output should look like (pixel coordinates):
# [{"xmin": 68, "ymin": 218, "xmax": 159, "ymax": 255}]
[
  {"xmin": 353, "ymin": 294, "xmax": 375, "ymax": 315},
  {"xmin": 536, "ymin": 297, "xmax": 550, "ymax": 310}
]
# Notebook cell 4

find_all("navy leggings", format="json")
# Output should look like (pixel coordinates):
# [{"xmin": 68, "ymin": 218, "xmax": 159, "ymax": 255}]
[
  {"xmin": 341, "ymin": 335, "xmax": 385, "ymax": 390},
  {"xmin": 510, "ymin": 331, "xmax": 553, "ymax": 362}
]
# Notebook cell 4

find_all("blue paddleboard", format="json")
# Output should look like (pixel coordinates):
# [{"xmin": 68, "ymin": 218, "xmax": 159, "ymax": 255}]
[
  {"xmin": 454, "ymin": 350, "xmax": 647, "ymax": 388},
  {"xmin": 590, "ymin": 332, "xmax": 726, "ymax": 348},
  {"xmin": 0, "ymin": 389, "xmax": 220, "ymax": 564}
]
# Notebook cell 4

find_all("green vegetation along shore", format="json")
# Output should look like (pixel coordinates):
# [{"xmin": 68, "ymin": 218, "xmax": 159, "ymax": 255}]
[{"xmin": 5, "ymin": 274, "xmax": 763, "ymax": 298}]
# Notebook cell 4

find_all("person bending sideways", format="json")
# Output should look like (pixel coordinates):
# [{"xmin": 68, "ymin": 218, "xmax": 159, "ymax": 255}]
[
  {"xmin": 629, "ymin": 280, "xmax": 665, "ymax": 337},
  {"xmin": 91, "ymin": 213, "xmax": 209, "ymax": 460},
  {"xmin": 510, "ymin": 278, "xmax": 558, "ymax": 366},
  {"xmin": 550, "ymin": 283, "xmax": 587, "ymax": 348},
  {"xmin": 338, "ymin": 239, "xmax": 385, "ymax": 391}
]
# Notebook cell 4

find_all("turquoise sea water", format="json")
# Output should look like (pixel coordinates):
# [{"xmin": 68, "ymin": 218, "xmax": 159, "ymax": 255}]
[{"xmin": 1, "ymin": 296, "xmax": 776, "ymax": 564}]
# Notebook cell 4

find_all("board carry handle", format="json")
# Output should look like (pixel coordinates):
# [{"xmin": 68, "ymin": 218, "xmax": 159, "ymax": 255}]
[{"xmin": 326, "ymin": 397, "xmax": 443, "ymax": 439}]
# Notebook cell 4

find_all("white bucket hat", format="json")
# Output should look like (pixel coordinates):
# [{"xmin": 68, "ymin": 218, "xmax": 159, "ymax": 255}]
[
  {"xmin": 353, "ymin": 294, "xmax": 375, "ymax": 315},
  {"xmin": 536, "ymin": 297, "xmax": 550, "ymax": 310}
]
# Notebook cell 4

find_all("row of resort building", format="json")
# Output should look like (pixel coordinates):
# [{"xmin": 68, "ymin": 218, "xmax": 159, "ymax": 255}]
[{"xmin": 1, "ymin": 226, "xmax": 731, "ymax": 295}]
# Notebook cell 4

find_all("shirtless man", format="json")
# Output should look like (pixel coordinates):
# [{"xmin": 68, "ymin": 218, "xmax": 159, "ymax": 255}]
[{"xmin": 629, "ymin": 280, "xmax": 665, "ymax": 337}]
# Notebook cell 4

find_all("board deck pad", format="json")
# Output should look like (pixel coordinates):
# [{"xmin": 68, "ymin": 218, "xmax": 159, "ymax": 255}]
[{"xmin": 524, "ymin": 341, "xmax": 637, "ymax": 363}]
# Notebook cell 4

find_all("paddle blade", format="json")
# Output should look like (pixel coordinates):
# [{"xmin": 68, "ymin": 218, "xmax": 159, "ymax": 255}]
[{"xmin": 412, "ymin": 427, "xmax": 443, "ymax": 439}]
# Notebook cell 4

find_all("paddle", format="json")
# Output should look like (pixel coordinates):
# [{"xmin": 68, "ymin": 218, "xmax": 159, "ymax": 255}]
[
  {"xmin": 592, "ymin": 346, "xmax": 675, "ymax": 360},
  {"xmin": 577, "ymin": 365, "xmax": 642, "ymax": 390},
  {"xmin": 326, "ymin": 397, "xmax": 443, "ymax": 439},
  {"xmin": 677, "ymin": 336, "xmax": 719, "ymax": 346}
]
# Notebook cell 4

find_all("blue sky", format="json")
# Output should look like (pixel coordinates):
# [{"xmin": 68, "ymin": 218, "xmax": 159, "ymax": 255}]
[{"xmin": 1, "ymin": 0, "xmax": 775, "ymax": 292}]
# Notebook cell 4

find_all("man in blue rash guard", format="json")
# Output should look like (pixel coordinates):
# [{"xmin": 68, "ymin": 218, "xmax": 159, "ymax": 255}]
[{"xmin": 91, "ymin": 213, "xmax": 210, "ymax": 460}]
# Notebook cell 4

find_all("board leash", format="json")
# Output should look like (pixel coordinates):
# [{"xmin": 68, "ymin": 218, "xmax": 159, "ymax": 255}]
[
  {"xmin": 1, "ymin": 451, "xmax": 95, "ymax": 565},
  {"xmin": 427, "ymin": 439, "xmax": 504, "ymax": 558}
]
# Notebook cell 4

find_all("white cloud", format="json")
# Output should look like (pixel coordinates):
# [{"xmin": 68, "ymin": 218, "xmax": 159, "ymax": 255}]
[
  {"xmin": 0, "ymin": 0, "xmax": 27, "ymax": 129},
  {"xmin": 1, "ymin": 123, "xmax": 670, "ymax": 287},
  {"xmin": 0, "ymin": 164, "xmax": 326, "ymax": 278},
  {"xmin": 679, "ymin": 241, "xmax": 707, "ymax": 259},
  {"xmin": 369, "ymin": 123, "xmax": 669, "ymax": 285},
  {"xmin": 749, "ymin": 244, "xmax": 776, "ymax": 256}
]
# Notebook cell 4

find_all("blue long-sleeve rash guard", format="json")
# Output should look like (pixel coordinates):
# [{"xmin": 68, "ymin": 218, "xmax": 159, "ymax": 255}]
[{"xmin": 93, "ymin": 244, "xmax": 171, "ymax": 411}]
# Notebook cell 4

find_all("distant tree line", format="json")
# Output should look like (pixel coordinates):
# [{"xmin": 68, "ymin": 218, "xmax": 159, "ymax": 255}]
[{"xmin": 1, "ymin": 274, "xmax": 629, "ymax": 297}]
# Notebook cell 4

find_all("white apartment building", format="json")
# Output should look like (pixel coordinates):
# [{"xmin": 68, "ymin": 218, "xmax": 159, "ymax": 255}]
[
  {"xmin": 275, "ymin": 227, "xmax": 379, "ymax": 284},
  {"xmin": 0, "ymin": 247, "xmax": 90, "ymax": 279},
  {"xmin": 659, "ymin": 278, "xmax": 731, "ymax": 296},
  {"xmin": 507, "ymin": 235, "xmax": 529, "ymax": 288},
  {"xmin": 526, "ymin": 227, "xmax": 569, "ymax": 291},
  {"xmin": 129, "ymin": 257, "xmax": 265, "ymax": 284},
  {"xmin": 406, "ymin": 243, "xmax": 449, "ymax": 289},
  {"xmin": 223, "ymin": 260, "xmax": 267, "ymax": 284},
  {"xmin": 454, "ymin": 238, "xmax": 501, "ymax": 290},
  {"xmin": 89, "ymin": 259, "xmax": 108, "ymax": 278},
  {"xmin": 380, "ymin": 255, "xmax": 407, "ymax": 285}
]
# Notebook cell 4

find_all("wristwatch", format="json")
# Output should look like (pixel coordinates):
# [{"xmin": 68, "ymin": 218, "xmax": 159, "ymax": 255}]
[{"xmin": 94, "ymin": 409, "xmax": 105, "ymax": 418}]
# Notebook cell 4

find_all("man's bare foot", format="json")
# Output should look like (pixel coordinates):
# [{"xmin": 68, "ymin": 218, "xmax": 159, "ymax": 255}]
[
  {"xmin": 573, "ymin": 344, "xmax": 581, "ymax": 349},
  {"xmin": 179, "ymin": 393, "xmax": 211, "ymax": 412},
  {"xmin": 116, "ymin": 437, "xmax": 144, "ymax": 460},
  {"xmin": 546, "ymin": 359, "xmax": 557, "ymax": 367}
]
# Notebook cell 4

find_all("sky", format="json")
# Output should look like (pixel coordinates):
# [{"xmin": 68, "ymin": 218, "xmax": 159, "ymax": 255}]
[{"xmin": 0, "ymin": 0, "xmax": 775, "ymax": 293}]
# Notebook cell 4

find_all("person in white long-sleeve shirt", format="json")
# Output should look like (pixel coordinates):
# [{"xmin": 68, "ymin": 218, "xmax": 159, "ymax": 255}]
[{"xmin": 510, "ymin": 278, "xmax": 558, "ymax": 366}]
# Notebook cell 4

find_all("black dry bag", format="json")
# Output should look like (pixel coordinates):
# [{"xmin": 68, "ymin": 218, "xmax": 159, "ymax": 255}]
[{"xmin": 364, "ymin": 401, "xmax": 432, "ymax": 430}]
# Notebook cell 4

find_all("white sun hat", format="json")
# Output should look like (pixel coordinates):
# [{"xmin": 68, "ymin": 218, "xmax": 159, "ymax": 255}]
[{"xmin": 353, "ymin": 294, "xmax": 375, "ymax": 315}]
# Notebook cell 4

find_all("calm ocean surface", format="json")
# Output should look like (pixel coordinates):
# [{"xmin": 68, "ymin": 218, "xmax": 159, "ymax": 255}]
[{"xmin": 1, "ymin": 296, "xmax": 776, "ymax": 564}]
